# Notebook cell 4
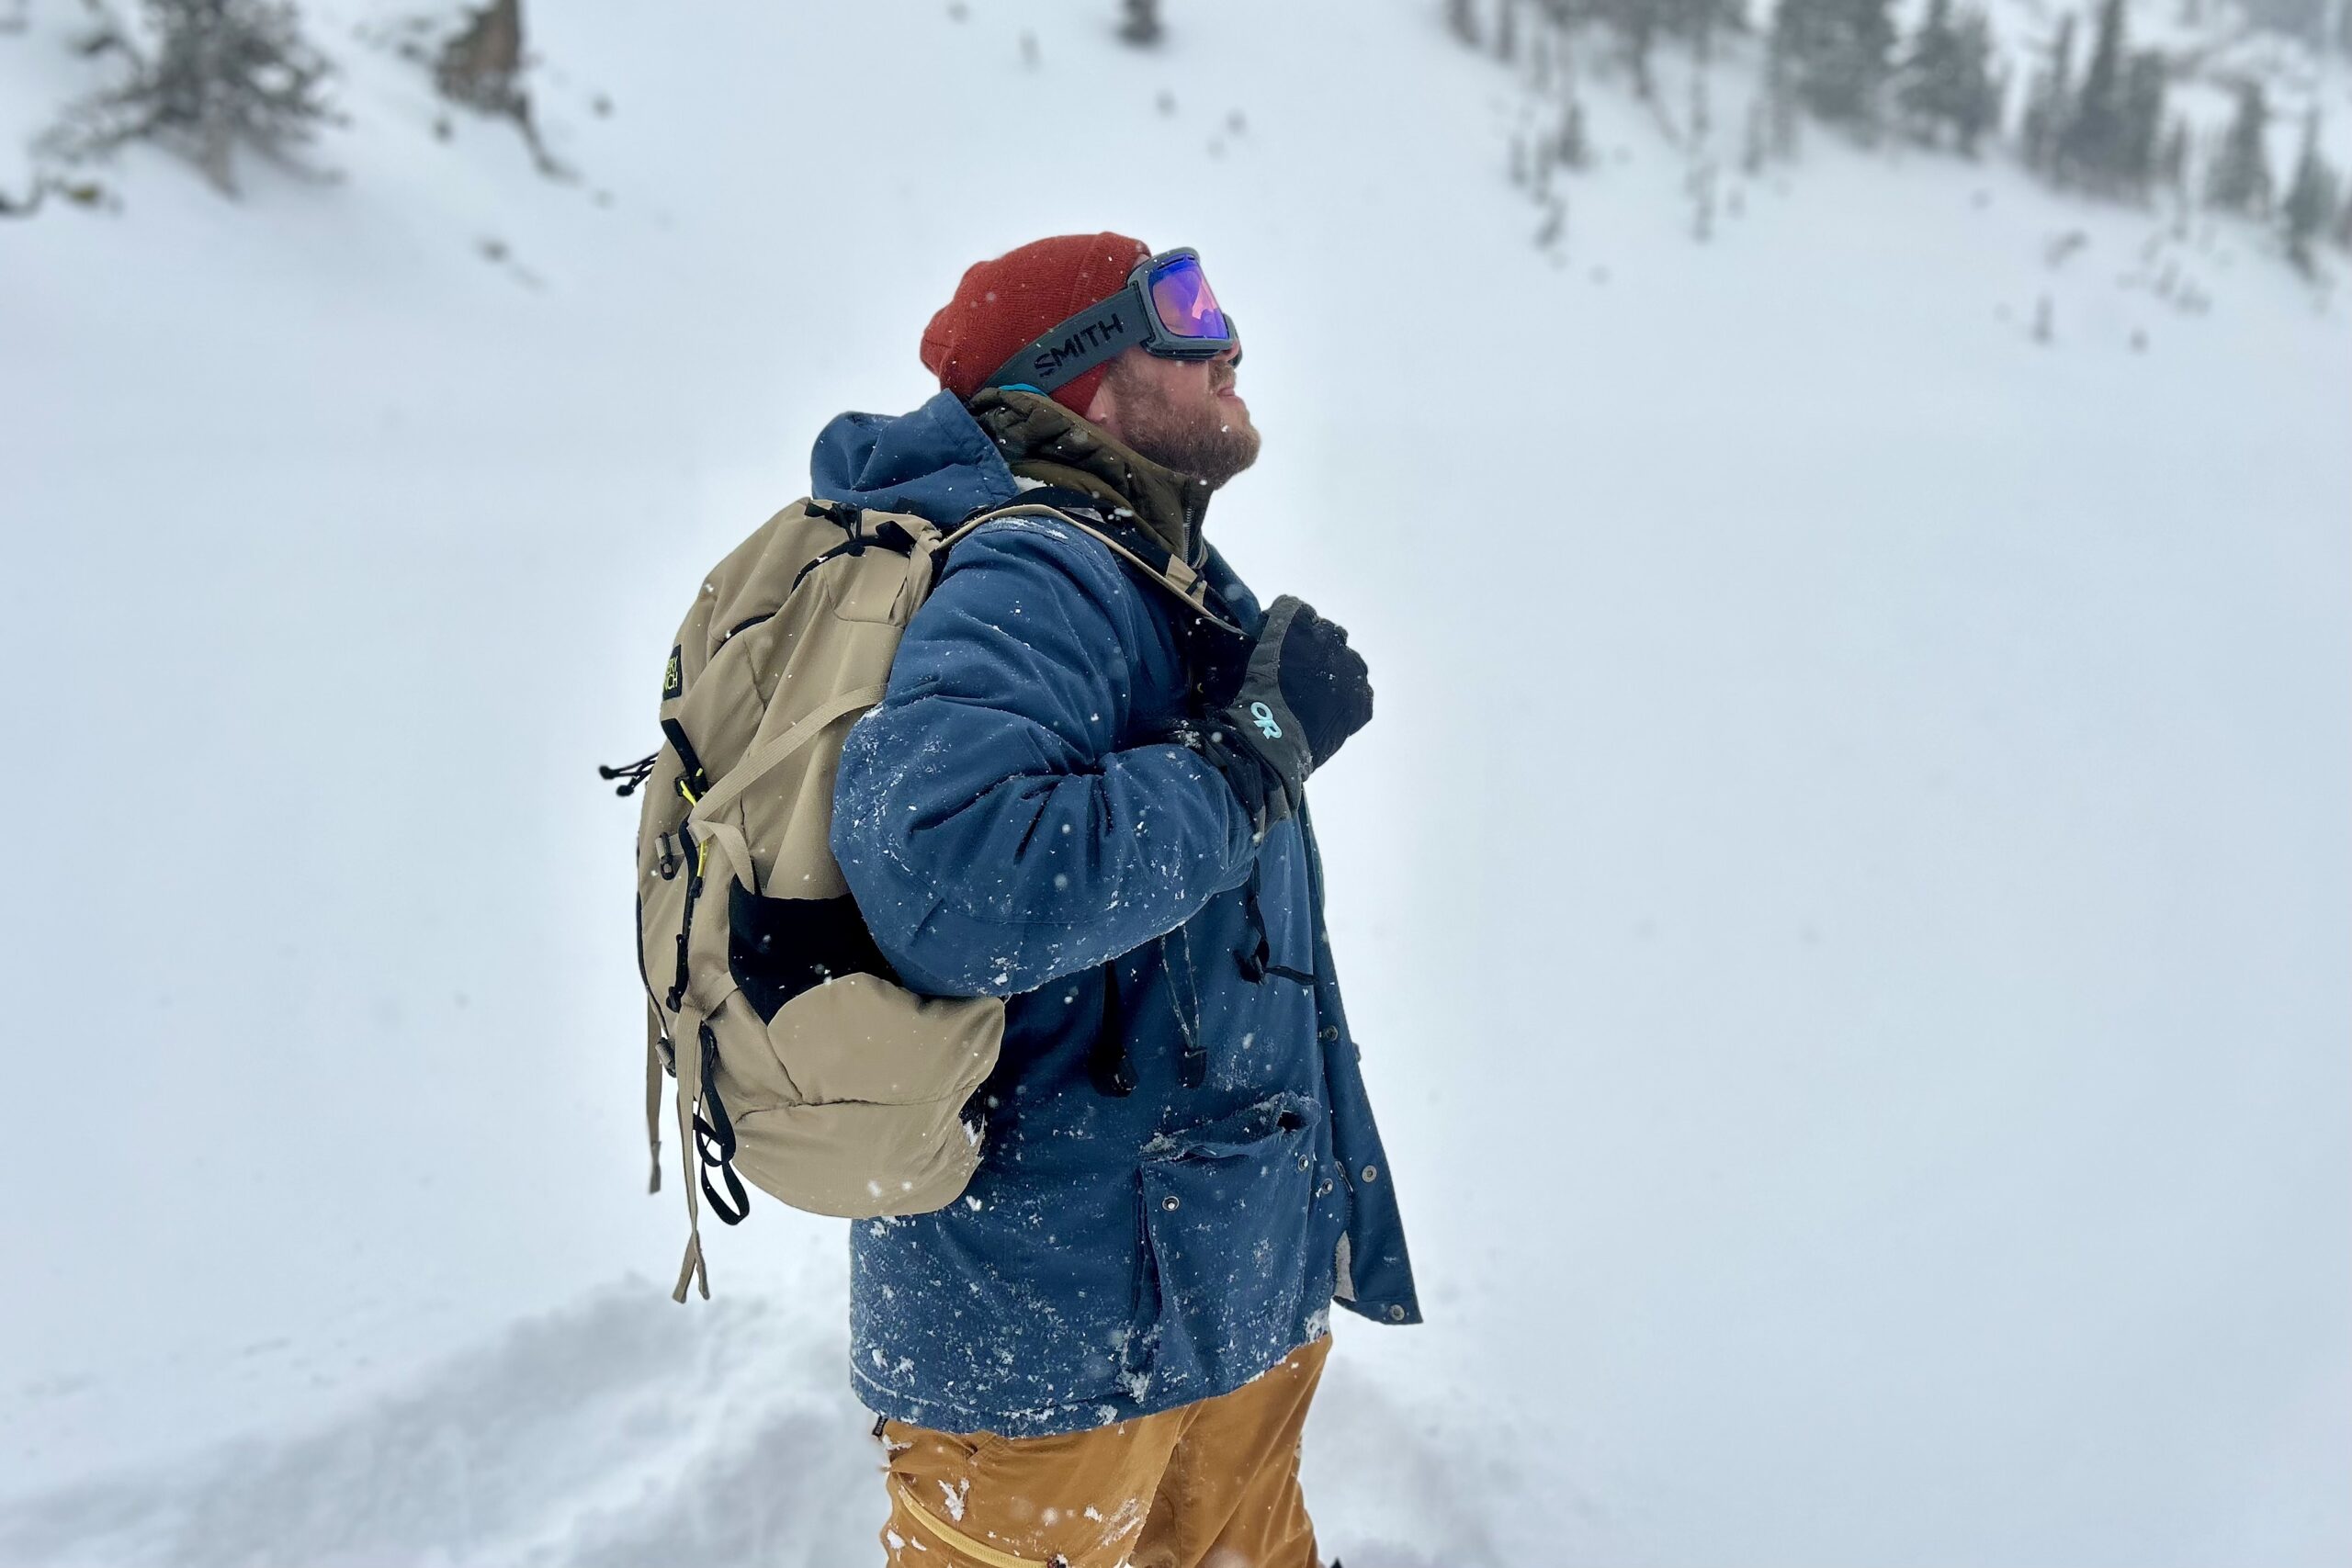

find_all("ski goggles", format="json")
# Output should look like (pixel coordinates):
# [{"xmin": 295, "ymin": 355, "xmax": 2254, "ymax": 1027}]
[{"xmin": 982, "ymin": 247, "xmax": 1239, "ymax": 398}]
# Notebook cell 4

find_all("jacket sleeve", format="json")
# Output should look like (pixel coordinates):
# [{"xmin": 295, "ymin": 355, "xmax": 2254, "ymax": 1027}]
[{"xmin": 830, "ymin": 518, "xmax": 1261, "ymax": 998}]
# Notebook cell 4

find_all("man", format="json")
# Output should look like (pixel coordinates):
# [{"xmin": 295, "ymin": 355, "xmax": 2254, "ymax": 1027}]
[{"xmin": 823, "ymin": 232, "xmax": 1419, "ymax": 1568}]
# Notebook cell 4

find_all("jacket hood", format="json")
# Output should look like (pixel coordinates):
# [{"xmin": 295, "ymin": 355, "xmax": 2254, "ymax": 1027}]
[{"xmin": 808, "ymin": 389, "xmax": 1024, "ymax": 526}]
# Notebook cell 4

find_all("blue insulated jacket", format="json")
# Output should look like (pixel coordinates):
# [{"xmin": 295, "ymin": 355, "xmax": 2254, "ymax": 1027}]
[{"xmin": 821, "ymin": 389, "xmax": 1419, "ymax": 1438}]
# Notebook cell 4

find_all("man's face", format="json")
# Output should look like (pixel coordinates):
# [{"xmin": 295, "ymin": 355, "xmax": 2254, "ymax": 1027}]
[{"xmin": 1084, "ymin": 344, "xmax": 1260, "ymax": 491}]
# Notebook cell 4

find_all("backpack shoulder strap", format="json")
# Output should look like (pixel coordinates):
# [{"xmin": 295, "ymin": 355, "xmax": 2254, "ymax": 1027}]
[
  {"xmin": 684, "ymin": 681, "xmax": 888, "ymax": 828},
  {"xmin": 947, "ymin": 500, "xmax": 1245, "ymax": 637}
]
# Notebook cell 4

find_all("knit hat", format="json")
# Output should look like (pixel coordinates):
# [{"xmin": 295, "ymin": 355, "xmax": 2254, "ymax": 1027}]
[{"xmin": 922, "ymin": 232, "xmax": 1151, "ymax": 415}]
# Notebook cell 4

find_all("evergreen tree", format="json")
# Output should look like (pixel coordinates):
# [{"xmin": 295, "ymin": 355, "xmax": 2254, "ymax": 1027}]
[
  {"xmin": 1894, "ymin": 0, "xmax": 1960, "ymax": 143},
  {"xmin": 2056, "ymin": 0, "xmax": 2131, "ymax": 189},
  {"xmin": 1446, "ymin": 0, "xmax": 1479, "ymax": 47},
  {"xmin": 1896, "ymin": 0, "xmax": 1998, "ymax": 152},
  {"xmin": 43, "ymin": 0, "xmax": 336, "ymax": 195},
  {"xmin": 1118, "ymin": 0, "xmax": 1163, "ymax": 47},
  {"xmin": 436, "ymin": 0, "xmax": 523, "ymax": 116},
  {"xmin": 2156, "ymin": 117, "xmax": 2190, "ymax": 199},
  {"xmin": 1689, "ymin": 158, "xmax": 1718, "ymax": 241},
  {"xmin": 1555, "ymin": 94, "xmax": 1591, "ymax": 168},
  {"xmin": 2115, "ymin": 51, "xmax": 2167, "ymax": 196},
  {"xmin": 1770, "ymin": 0, "xmax": 1896, "ymax": 129},
  {"xmin": 434, "ymin": 0, "xmax": 558, "ymax": 173},
  {"xmin": 2204, "ymin": 80, "xmax": 2274, "ymax": 216},
  {"xmin": 1764, "ymin": 37, "xmax": 1804, "ymax": 155},
  {"xmin": 1594, "ymin": 0, "xmax": 1658, "ymax": 100},
  {"xmin": 1742, "ymin": 92, "xmax": 1770, "ymax": 171},
  {"xmin": 1952, "ymin": 12, "xmax": 2002, "ymax": 156},
  {"xmin": 2280, "ymin": 110, "xmax": 2341, "ymax": 268},
  {"xmin": 2020, "ymin": 14, "xmax": 2075, "ymax": 174},
  {"xmin": 1658, "ymin": 0, "xmax": 1742, "ymax": 45},
  {"xmin": 1495, "ymin": 0, "xmax": 1519, "ymax": 62}
]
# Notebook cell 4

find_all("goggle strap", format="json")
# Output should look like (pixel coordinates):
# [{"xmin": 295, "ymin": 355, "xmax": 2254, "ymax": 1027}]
[{"xmin": 982, "ymin": 288, "xmax": 1147, "ymax": 395}]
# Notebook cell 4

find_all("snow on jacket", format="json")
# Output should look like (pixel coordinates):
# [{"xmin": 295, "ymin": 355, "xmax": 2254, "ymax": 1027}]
[{"xmin": 822, "ymin": 387, "xmax": 1419, "ymax": 1438}]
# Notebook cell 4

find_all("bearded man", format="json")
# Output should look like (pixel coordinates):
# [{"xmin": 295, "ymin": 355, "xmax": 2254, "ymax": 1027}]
[{"xmin": 822, "ymin": 232, "xmax": 1419, "ymax": 1568}]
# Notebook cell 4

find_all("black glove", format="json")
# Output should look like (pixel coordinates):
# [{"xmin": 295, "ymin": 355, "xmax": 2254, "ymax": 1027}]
[{"xmin": 1195, "ymin": 595, "xmax": 1373, "ymax": 832}]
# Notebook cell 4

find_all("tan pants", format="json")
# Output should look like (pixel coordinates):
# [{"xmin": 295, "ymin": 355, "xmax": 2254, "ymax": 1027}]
[{"xmin": 877, "ymin": 1336, "xmax": 1330, "ymax": 1568}]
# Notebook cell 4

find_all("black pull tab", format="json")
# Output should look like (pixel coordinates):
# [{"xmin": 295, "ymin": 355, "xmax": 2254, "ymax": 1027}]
[
  {"xmin": 693, "ymin": 1022, "xmax": 750, "ymax": 1225},
  {"xmin": 1089, "ymin": 963, "xmax": 1135, "ymax": 1097}
]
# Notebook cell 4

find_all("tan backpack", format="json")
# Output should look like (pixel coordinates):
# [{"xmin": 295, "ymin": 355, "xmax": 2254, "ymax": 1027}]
[{"xmin": 606, "ymin": 496, "xmax": 1235, "ymax": 1301}]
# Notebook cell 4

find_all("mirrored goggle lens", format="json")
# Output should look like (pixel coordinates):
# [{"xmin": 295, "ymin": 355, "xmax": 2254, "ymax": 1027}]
[{"xmin": 1146, "ymin": 255, "xmax": 1231, "ymax": 342}]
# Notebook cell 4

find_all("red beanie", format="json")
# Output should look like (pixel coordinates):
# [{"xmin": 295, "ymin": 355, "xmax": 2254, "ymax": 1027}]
[{"xmin": 922, "ymin": 232, "xmax": 1151, "ymax": 415}]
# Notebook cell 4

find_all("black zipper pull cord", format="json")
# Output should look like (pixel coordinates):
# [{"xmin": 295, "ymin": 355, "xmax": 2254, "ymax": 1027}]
[{"xmin": 598, "ymin": 751, "xmax": 659, "ymax": 796}]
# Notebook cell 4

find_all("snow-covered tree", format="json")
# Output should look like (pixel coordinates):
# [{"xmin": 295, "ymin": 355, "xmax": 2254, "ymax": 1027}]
[
  {"xmin": 1894, "ymin": 0, "xmax": 1959, "ymax": 139},
  {"xmin": 431, "ymin": 0, "xmax": 561, "ymax": 175},
  {"xmin": 1657, "ymin": 0, "xmax": 1743, "ymax": 51},
  {"xmin": 1770, "ymin": 0, "xmax": 1898, "ymax": 131},
  {"xmin": 2055, "ymin": 0, "xmax": 2132, "ymax": 189},
  {"xmin": 1593, "ymin": 0, "xmax": 1659, "ymax": 99},
  {"xmin": 2204, "ymin": 80, "xmax": 2274, "ymax": 216},
  {"xmin": 2114, "ymin": 50, "xmax": 2168, "ymax": 195},
  {"xmin": 436, "ymin": 0, "xmax": 524, "ymax": 118},
  {"xmin": 2156, "ymin": 116, "xmax": 2191, "ymax": 199},
  {"xmin": 1763, "ymin": 39, "xmax": 1804, "ymax": 156},
  {"xmin": 1118, "ymin": 0, "xmax": 1162, "ymax": 48},
  {"xmin": 44, "ymin": 0, "xmax": 336, "ymax": 196},
  {"xmin": 1896, "ymin": 0, "xmax": 2000, "ymax": 153},
  {"xmin": 2020, "ymin": 14, "xmax": 2076, "ymax": 174},
  {"xmin": 2280, "ymin": 111, "xmax": 2341, "ymax": 268},
  {"xmin": 1555, "ymin": 93, "xmax": 1590, "ymax": 169},
  {"xmin": 1951, "ymin": 12, "xmax": 2003, "ymax": 156},
  {"xmin": 1446, "ymin": 0, "xmax": 1479, "ymax": 49}
]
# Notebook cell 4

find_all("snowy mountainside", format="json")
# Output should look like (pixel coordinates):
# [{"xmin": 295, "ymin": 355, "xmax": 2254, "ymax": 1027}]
[
  {"xmin": 3, "ymin": 1, "xmax": 2348, "ymax": 1565},
  {"xmin": 1451, "ymin": 0, "xmax": 2352, "ymax": 296}
]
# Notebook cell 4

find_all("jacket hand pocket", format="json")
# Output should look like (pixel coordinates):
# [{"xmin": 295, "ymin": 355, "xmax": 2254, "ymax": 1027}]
[{"xmin": 1133, "ymin": 1092, "xmax": 1329, "ymax": 1404}]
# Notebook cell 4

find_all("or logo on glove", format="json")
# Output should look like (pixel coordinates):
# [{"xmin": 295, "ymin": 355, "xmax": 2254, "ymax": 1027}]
[{"xmin": 1196, "ymin": 595, "xmax": 1373, "ymax": 834}]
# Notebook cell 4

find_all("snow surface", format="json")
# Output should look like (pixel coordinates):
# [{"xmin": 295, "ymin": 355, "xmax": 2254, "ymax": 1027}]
[{"xmin": 2, "ymin": 1, "xmax": 2347, "ymax": 1564}]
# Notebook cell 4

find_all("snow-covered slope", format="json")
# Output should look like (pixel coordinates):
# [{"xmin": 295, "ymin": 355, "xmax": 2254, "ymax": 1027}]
[{"xmin": 2, "ymin": 2, "xmax": 2346, "ymax": 1565}]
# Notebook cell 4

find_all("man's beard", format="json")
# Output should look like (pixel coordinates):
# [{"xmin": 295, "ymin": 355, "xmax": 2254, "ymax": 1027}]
[{"xmin": 1104, "ymin": 362, "xmax": 1261, "ymax": 491}]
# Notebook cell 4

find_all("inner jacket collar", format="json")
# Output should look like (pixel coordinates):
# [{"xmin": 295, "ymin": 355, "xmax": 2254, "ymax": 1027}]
[{"xmin": 966, "ymin": 388, "xmax": 1214, "ymax": 569}]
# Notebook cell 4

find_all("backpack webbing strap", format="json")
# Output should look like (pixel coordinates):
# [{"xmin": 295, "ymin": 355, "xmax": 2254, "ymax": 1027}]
[
  {"xmin": 644, "ymin": 1002, "xmax": 665, "ymax": 1196},
  {"xmin": 946, "ymin": 504, "xmax": 1245, "ymax": 637},
  {"xmin": 671, "ymin": 1007, "xmax": 713, "ymax": 1303},
  {"xmin": 684, "ymin": 682, "xmax": 889, "ymax": 829}
]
